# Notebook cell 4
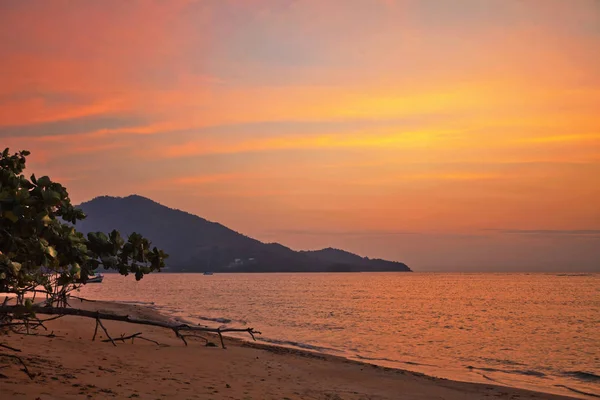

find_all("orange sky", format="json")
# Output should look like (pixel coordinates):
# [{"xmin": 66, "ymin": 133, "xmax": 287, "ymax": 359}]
[{"xmin": 2, "ymin": 0, "xmax": 599, "ymax": 270}]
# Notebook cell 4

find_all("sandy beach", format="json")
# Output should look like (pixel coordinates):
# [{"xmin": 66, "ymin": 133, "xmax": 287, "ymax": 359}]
[{"xmin": 0, "ymin": 301, "xmax": 579, "ymax": 400}]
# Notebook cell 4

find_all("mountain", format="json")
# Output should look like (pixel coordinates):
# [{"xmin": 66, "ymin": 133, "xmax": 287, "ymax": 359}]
[
  {"xmin": 301, "ymin": 248, "xmax": 410, "ymax": 272},
  {"xmin": 76, "ymin": 195, "xmax": 411, "ymax": 273}
]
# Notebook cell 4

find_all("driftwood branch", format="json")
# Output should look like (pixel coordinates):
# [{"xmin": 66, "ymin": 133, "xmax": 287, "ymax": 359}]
[
  {"xmin": 96, "ymin": 317, "xmax": 116, "ymax": 346},
  {"xmin": 1, "ymin": 315, "xmax": 63, "ymax": 334},
  {"xmin": 0, "ymin": 343, "xmax": 21, "ymax": 352},
  {"xmin": 0, "ymin": 344, "xmax": 34, "ymax": 380},
  {"xmin": 69, "ymin": 295, "xmax": 97, "ymax": 303},
  {"xmin": 0, "ymin": 305, "xmax": 261, "ymax": 349},
  {"xmin": 102, "ymin": 332, "xmax": 163, "ymax": 346},
  {"xmin": 0, "ymin": 353, "xmax": 35, "ymax": 379}
]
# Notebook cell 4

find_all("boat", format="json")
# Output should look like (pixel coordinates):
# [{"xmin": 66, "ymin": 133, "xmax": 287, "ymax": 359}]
[{"xmin": 87, "ymin": 273, "xmax": 104, "ymax": 283}]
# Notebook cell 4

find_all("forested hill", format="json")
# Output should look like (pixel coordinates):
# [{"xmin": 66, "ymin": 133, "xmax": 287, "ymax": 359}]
[{"xmin": 76, "ymin": 195, "xmax": 411, "ymax": 273}]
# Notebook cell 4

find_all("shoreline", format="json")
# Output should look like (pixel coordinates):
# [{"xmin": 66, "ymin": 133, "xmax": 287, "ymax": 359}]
[
  {"xmin": 227, "ymin": 333, "xmax": 594, "ymax": 400},
  {"xmin": 1, "ymin": 300, "xmax": 585, "ymax": 399},
  {"xmin": 139, "ymin": 300, "xmax": 598, "ymax": 399}
]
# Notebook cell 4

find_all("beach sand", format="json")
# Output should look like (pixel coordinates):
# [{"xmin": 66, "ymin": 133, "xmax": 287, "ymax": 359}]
[{"xmin": 0, "ymin": 301, "xmax": 577, "ymax": 400}]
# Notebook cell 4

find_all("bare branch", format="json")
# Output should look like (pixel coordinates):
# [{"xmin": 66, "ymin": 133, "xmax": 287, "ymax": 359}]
[
  {"xmin": 0, "ymin": 353, "xmax": 34, "ymax": 379},
  {"xmin": 101, "ymin": 332, "xmax": 163, "ymax": 346},
  {"xmin": 0, "ymin": 343, "xmax": 21, "ymax": 352},
  {"xmin": 96, "ymin": 318, "xmax": 116, "ymax": 346},
  {"xmin": 1, "ymin": 305, "xmax": 261, "ymax": 348},
  {"xmin": 69, "ymin": 295, "xmax": 97, "ymax": 303},
  {"xmin": 92, "ymin": 319, "xmax": 100, "ymax": 341}
]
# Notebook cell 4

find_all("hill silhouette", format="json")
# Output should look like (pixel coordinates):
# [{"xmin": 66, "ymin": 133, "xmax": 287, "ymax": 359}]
[{"xmin": 76, "ymin": 195, "xmax": 411, "ymax": 273}]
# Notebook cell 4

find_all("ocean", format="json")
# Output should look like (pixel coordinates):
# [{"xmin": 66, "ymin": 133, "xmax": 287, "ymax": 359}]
[{"xmin": 79, "ymin": 272, "xmax": 599, "ymax": 398}]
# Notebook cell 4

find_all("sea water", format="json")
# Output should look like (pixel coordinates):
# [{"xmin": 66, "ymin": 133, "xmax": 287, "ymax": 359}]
[{"xmin": 79, "ymin": 272, "xmax": 599, "ymax": 398}]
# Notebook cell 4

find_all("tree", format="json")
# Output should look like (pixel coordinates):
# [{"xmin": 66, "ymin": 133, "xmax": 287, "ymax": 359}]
[
  {"xmin": 0, "ymin": 148, "xmax": 167, "ymax": 308},
  {"xmin": 0, "ymin": 149, "xmax": 259, "ymax": 376}
]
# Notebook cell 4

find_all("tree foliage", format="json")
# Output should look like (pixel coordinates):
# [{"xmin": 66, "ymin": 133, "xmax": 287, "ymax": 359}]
[{"xmin": 0, "ymin": 148, "xmax": 168, "ymax": 306}]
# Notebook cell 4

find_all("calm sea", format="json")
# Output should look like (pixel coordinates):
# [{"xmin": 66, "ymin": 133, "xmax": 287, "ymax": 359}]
[{"xmin": 79, "ymin": 273, "xmax": 599, "ymax": 398}]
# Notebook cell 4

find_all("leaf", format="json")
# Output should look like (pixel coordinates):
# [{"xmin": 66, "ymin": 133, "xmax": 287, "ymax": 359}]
[
  {"xmin": 38, "ymin": 212, "xmax": 52, "ymax": 226},
  {"xmin": 36, "ymin": 176, "xmax": 52, "ymax": 187},
  {"xmin": 100, "ymin": 255, "xmax": 117, "ymax": 268},
  {"xmin": 70, "ymin": 263, "xmax": 81, "ymax": 279},
  {"xmin": 10, "ymin": 262, "xmax": 22, "ymax": 274},
  {"xmin": 42, "ymin": 189, "xmax": 62, "ymax": 206},
  {"xmin": 31, "ymin": 173, "xmax": 37, "ymax": 184},
  {"xmin": 45, "ymin": 246, "xmax": 57, "ymax": 258},
  {"xmin": 3, "ymin": 210, "xmax": 18, "ymax": 223}
]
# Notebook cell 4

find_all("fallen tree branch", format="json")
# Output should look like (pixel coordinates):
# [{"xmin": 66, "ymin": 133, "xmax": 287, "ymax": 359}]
[
  {"xmin": 179, "ymin": 333, "xmax": 210, "ymax": 344},
  {"xmin": 0, "ymin": 343, "xmax": 21, "ymax": 352},
  {"xmin": 0, "ymin": 353, "xmax": 34, "ymax": 379},
  {"xmin": 101, "ymin": 332, "xmax": 163, "ymax": 346},
  {"xmin": 95, "ymin": 317, "xmax": 116, "ymax": 346},
  {"xmin": 69, "ymin": 295, "xmax": 97, "ymax": 303},
  {"xmin": 0, "ymin": 305, "xmax": 261, "ymax": 348},
  {"xmin": 1, "ymin": 315, "xmax": 63, "ymax": 333}
]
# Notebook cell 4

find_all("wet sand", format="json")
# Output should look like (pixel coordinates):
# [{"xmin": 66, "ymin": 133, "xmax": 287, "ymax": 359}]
[{"xmin": 0, "ymin": 301, "xmax": 578, "ymax": 399}]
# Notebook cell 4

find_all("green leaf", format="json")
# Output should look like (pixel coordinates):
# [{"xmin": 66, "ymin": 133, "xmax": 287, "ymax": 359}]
[
  {"xmin": 70, "ymin": 263, "xmax": 81, "ymax": 279},
  {"xmin": 37, "ymin": 176, "xmax": 52, "ymax": 187},
  {"xmin": 10, "ymin": 262, "xmax": 22, "ymax": 274},
  {"xmin": 3, "ymin": 210, "xmax": 18, "ymax": 223},
  {"xmin": 42, "ymin": 215, "xmax": 52, "ymax": 226},
  {"xmin": 42, "ymin": 189, "xmax": 62, "ymax": 206},
  {"xmin": 45, "ymin": 246, "xmax": 57, "ymax": 258},
  {"xmin": 31, "ymin": 174, "xmax": 37, "ymax": 184},
  {"xmin": 37, "ymin": 212, "xmax": 52, "ymax": 226}
]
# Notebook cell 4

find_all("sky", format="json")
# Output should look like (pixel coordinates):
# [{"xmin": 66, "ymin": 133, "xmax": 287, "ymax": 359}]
[{"xmin": 1, "ymin": 0, "xmax": 599, "ymax": 271}]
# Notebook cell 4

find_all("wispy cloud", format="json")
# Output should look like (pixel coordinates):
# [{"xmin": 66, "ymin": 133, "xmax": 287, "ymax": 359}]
[
  {"xmin": 0, "ymin": 114, "xmax": 148, "ymax": 138},
  {"xmin": 520, "ymin": 134, "xmax": 600, "ymax": 144},
  {"xmin": 264, "ymin": 229, "xmax": 420, "ymax": 237},
  {"xmin": 485, "ymin": 229, "xmax": 600, "ymax": 237}
]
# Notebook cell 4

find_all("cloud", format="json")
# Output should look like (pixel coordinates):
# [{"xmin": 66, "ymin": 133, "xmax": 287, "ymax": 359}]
[
  {"xmin": 158, "ymin": 127, "xmax": 463, "ymax": 158},
  {"xmin": 486, "ymin": 229, "xmax": 600, "ymax": 237},
  {"xmin": 0, "ymin": 114, "xmax": 148, "ymax": 138},
  {"xmin": 519, "ymin": 134, "xmax": 600, "ymax": 144},
  {"xmin": 264, "ymin": 229, "xmax": 420, "ymax": 237}
]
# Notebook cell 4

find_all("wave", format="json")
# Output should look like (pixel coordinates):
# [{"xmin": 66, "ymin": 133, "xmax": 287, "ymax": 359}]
[
  {"xmin": 481, "ymin": 357, "xmax": 526, "ymax": 367},
  {"xmin": 114, "ymin": 300, "xmax": 156, "ymax": 306},
  {"xmin": 563, "ymin": 371, "xmax": 600, "ymax": 382},
  {"xmin": 191, "ymin": 315, "xmax": 248, "ymax": 326},
  {"xmin": 466, "ymin": 366, "xmax": 547, "ymax": 378},
  {"xmin": 257, "ymin": 337, "xmax": 341, "ymax": 353},
  {"xmin": 353, "ymin": 354, "xmax": 433, "ymax": 367},
  {"xmin": 554, "ymin": 385, "xmax": 600, "ymax": 398}
]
